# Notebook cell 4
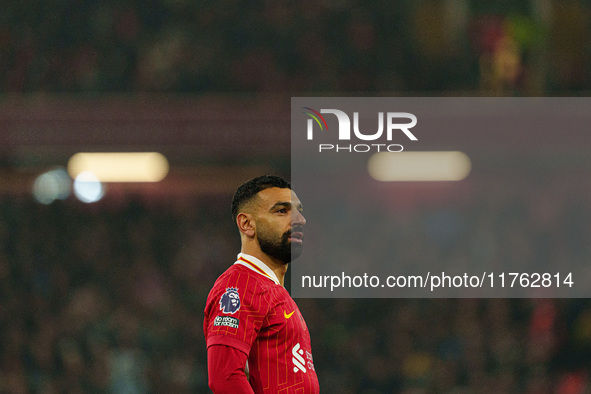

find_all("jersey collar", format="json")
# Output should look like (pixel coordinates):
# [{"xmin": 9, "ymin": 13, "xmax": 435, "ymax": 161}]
[{"xmin": 234, "ymin": 253, "xmax": 281, "ymax": 286}]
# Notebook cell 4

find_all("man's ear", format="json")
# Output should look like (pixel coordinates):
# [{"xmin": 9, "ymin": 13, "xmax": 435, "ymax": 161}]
[{"xmin": 236, "ymin": 212, "xmax": 255, "ymax": 238}]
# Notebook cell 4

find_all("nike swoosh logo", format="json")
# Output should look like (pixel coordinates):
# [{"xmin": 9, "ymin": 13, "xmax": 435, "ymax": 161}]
[{"xmin": 284, "ymin": 310, "xmax": 295, "ymax": 319}]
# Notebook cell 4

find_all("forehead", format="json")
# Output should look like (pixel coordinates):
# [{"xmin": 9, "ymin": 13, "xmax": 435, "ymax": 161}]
[{"xmin": 256, "ymin": 187, "xmax": 301, "ymax": 206}]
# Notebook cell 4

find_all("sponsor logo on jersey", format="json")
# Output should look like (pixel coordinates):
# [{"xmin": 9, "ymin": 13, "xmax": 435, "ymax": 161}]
[
  {"xmin": 219, "ymin": 287, "xmax": 241, "ymax": 314},
  {"xmin": 306, "ymin": 350, "xmax": 316, "ymax": 371},
  {"xmin": 213, "ymin": 316, "xmax": 239, "ymax": 329},
  {"xmin": 292, "ymin": 343, "xmax": 307, "ymax": 373},
  {"xmin": 284, "ymin": 310, "xmax": 295, "ymax": 319}
]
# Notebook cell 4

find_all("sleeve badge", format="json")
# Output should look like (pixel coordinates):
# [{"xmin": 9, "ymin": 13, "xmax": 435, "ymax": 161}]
[{"xmin": 219, "ymin": 287, "xmax": 241, "ymax": 314}]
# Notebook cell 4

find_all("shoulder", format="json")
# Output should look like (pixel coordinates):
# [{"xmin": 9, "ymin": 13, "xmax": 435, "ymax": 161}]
[
  {"xmin": 206, "ymin": 264, "xmax": 274, "ymax": 311},
  {"xmin": 212, "ymin": 264, "xmax": 274, "ymax": 292}
]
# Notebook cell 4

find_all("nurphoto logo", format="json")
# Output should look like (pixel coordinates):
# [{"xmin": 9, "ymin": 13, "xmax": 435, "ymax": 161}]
[{"xmin": 303, "ymin": 107, "xmax": 418, "ymax": 153}]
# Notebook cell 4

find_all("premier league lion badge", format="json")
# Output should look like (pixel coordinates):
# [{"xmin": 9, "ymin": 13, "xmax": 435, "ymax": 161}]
[{"xmin": 219, "ymin": 287, "xmax": 241, "ymax": 314}]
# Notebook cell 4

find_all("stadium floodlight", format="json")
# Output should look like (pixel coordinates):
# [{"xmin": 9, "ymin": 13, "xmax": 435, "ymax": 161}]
[
  {"xmin": 73, "ymin": 171, "xmax": 104, "ymax": 203},
  {"xmin": 32, "ymin": 168, "xmax": 72, "ymax": 204},
  {"xmin": 368, "ymin": 151, "xmax": 471, "ymax": 182},
  {"xmin": 67, "ymin": 152, "xmax": 169, "ymax": 182}
]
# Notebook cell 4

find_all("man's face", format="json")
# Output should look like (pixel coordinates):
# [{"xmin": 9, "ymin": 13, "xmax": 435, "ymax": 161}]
[{"xmin": 253, "ymin": 187, "xmax": 306, "ymax": 264}]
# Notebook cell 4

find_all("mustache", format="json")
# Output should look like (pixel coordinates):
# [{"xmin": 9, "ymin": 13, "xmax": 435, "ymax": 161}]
[{"xmin": 284, "ymin": 225, "xmax": 304, "ymax": 238}]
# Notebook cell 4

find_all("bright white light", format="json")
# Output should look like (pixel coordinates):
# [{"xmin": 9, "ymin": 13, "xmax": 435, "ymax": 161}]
[
  {"xmin": 68, "ymin": 152, "xmax": 169, "ymax": 182},
  {"xmin": 73, "ymin": 171, "xmax": 104, "ymax": 203},
  {"xmin": 33, "ymin": 168, "xmax": 72, "ymax": 204},
  {"xmin": 368, "ymin": 151, "xmax": 472, "ymax": 182}
]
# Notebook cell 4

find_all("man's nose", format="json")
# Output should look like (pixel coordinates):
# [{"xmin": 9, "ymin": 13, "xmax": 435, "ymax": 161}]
[{"xmin": 292, "ymin": 210, "xmax": 306, "ymax": 226}]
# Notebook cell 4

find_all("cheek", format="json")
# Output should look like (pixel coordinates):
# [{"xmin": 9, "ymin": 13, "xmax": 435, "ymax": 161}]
[{"xmin": 258, "ymin": 219, "xmax": 282, "ymax": 235}]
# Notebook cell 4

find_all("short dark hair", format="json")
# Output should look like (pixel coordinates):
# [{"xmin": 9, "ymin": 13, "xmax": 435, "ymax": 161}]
[{"xmin": 231, "ymin": 175, "xmax": 291, "ymax": 221}]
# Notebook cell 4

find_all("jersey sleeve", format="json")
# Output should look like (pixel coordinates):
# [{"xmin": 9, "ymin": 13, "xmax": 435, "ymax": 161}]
[
  {"xmin": 204, "ymin": 271, "xmax": 270, "ymax": 356},
  {"xmin": 207, "ymin": 345, "xmax": 254, "ymax": 393}
]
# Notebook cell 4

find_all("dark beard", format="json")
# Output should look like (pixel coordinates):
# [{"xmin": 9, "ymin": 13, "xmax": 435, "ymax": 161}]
[{"xmin": 258, "ymin": 229, "xmax": 303, "ymax": 264}]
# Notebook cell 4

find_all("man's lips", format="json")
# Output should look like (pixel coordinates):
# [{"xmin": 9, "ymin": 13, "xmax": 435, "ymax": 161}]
[{"xmin": 289, "ymin": 231, "xmax": 304, "ymax": 243}]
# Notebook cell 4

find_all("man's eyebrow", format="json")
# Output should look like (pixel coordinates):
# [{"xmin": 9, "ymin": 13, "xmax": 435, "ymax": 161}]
[
  {"xmin": 270, "ymin": 201, "xmax": 304, "ymax": 209},
  {"xmin": 270, "ymin": 202, "xmax": 291, "ymax": 210}
]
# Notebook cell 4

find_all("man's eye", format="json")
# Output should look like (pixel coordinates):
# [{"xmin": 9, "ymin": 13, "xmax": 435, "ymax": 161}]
[{"xmin": 277, "ymin": 208, "xmax": 287, "ymax": 213}]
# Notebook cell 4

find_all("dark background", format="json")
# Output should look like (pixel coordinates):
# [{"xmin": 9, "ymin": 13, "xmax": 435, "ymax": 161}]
[{"xmin": 1, "ymin": 0, "xmax": 591, "ymax": 393}]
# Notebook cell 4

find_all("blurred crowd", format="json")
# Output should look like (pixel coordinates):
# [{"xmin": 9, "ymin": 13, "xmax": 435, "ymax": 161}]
[
  {"xmin": 1, "ymin": 0, "xmax": 590, "ymax": 94},
  {"xmin": 1, "ymin": 178, "xmax": 590, "ymax": 393},
  {"xmin": 0, "ymin": 195, "xmax": 236, "ymax": 393}
]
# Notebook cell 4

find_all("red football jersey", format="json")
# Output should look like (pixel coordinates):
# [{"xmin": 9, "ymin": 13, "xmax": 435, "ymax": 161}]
[{"xmin": 204, "ymin": 253, "xmax": 319, "ymax": 393}]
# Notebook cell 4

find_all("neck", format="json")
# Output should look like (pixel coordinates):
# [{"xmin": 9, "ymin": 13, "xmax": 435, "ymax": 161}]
[{"xmin": 241, "ymin": 247, "xmax": 288, "ymax": 286}]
